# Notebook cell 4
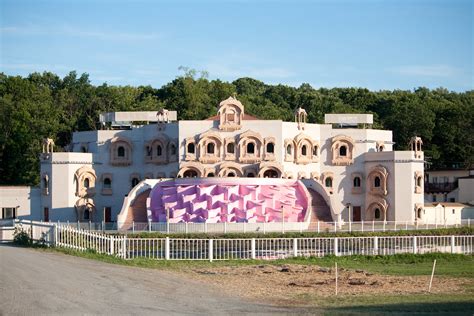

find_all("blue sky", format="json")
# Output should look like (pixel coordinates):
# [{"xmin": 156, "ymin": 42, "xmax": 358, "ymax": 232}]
[{"xmin": 1, "ymin": 0, "xmax": 472, "ymax": 91}]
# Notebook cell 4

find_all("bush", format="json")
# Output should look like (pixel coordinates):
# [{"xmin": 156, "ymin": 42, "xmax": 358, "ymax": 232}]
[{"xmin": 13, "ymin": 224, "xmax": 33, "ymax": 246}]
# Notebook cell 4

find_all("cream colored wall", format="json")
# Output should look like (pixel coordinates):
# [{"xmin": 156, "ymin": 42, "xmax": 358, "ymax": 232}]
[
  {"xmin": 0, "ymin": 186, "xmax": 41, "ymax": 220},
  {"xmin": 423, "ymin": 205, "xmax": 464, "ymax": 224}
]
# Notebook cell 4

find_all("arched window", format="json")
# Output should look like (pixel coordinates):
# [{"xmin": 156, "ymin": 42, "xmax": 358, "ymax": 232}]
[
  {"xmin": 207, "ymin": 143, "xmax": 215, "ymax": 154},
  {"xmin": 417, "ymin": 208, "xmax": 422, "ymax": 219},
  {"xmin": 312, "ymin": 146, "xmax": 318, "ymax": 156},
  {"xmin": 187, "ymin": 143, "xmax": 195, "ymax": 154},
  {"xmin": 286, "ymin": 145, "xmax": 292, "ymax": 155},
  {"xmin": 84, "ymin": 208, "xmax": 90, "ymax": 220},
  {"xmin": 81, "ymin": 146, "xmax": 87, "ymax": 153},
  {"xmin": 417, "ymin": 176, "xmax": 422, "ymax": 187},
  {"xmin": 227, "ymin": 143, "xmax": 235, "ymax": 154},
  {"xmin": 228, "ymin": 172, "xmax": 235, "ymax": 177},
  {"xmin": 379, "ymin": 146, "xmax": 384, "ymax": 152},
  {"xmin": 353, "ymin": 177, "xmax": 361, "ymax": 188},
  {"xmin": 340, "ymin": 146, "xmax": 347, "ymax": 156},
  {"xmin": 170, "ymin": 144, "xmax": 176, "ymax": 156},
  {"xmin": 156, "ymin": 145, "xmax": 162, "ymax": 156},
  {"xmin": 266, "ymin": 143, "xmax": 274, "ymax": 153},
  {"xmin": 131, "ymin": 177, "xmax": 140, "ymax": 187},
  {"xmin": 247, "ymin": 172, "xmax": 255, "ymax": 178},
  {"xmin": 301, "ymin": 145, "xmax": 307, "ymax": 156},
  {"xmin": 43, "ymin": 177, "xmax": 48, "ymax": 189},
  {"xmin": 207, "ymin": 173, "xmax": 215, "ymax": 177},
  {"xmin": 325, "ymin": 177, "xmax": 333, "ymax": 188},
  {"xmin": 247, "ymin": 143, "xmax": 255, "ymax": 154},
  {"xmin": 183, "ymin": 170, "xmax": 198, "ymax": 178},
  {"xmin": 145, "ymin": 146, "xmax": 152, "ymax": 157},
  {"xmin": 374, "ymin": 208, "xmax": 381, "ymax": 219},
  {"xmin": 103, "ymin": 178, "xmax": 111, "ymax": 189},
  {"xmin": 117, "ymin": 146, "xmax": 125, "ymax": 157},
  {"xmin": 84, "ymin": 178, "xmax": 90, "ymax": 189},
  {"xmin": 374, "ymin": 176, "xmax": 381, "ymax": 188},
  {"xmin": 263, "ymin": 170, "xmax": 278, "ymax": 178}
]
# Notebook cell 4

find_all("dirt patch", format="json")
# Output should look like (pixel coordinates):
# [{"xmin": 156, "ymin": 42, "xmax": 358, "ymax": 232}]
[{"xmin": 176, "ymin": 264, "xmax": 473, "ymax": 306}]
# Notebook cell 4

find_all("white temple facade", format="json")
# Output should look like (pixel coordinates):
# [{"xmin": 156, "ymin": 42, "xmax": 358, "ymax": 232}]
[{"xmin": 1, "ymin": 96, "xmax": 426, "ymax": 224}]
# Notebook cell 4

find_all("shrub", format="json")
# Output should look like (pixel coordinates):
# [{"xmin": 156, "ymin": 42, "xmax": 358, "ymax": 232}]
[{"xmin": 13, "ymin": 224, "xmax": 33, "ymax": 246}]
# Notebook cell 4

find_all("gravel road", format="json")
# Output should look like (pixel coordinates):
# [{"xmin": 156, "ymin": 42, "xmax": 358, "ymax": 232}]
[{"xmin": 0, "ymin": 245, "xmax": 304, "ymax": 315}]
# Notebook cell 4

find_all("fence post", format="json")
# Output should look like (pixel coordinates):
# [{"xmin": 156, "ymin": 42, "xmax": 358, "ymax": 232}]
[
  {"xmin": 77, "ymin": 221, "xmax": 80, "ymax": 230},
  {"xmin": 110, "ymin": 235, "xmax": 114, "ymax": 255},
  {"xmin": 54, "ymin": 224, "xmax": 58, "ymax": 247},
  {"xmin": 413, "ymin": 236, "xmax": 417, "ymax": 254},
  {"xmin": 372, "ymin": 220, "xmax": 375, "ymax": 232},
  {"xmin": 165, "ymin": 237, "xmax": 170, "ymax": 260},
  {"xmin": 185, "ymin": 222, "xmax": 188, "ymax": 234},
  {"xmin": 224, "ymin": 221, "xmax": 227, "ymax": 234},
  {"xmin": 373, "ymin": 236, "xmax": 378, "ymax": 255},
  {"xmin": 349, "ymin": 221, "xmax": 352, "ymax": 232},
  {"xmin": 317, "ymin": 221, "xmax": 320, "ymax": 233},
  {"xmin": 251, "ymin": 238, "xmax": 256, "ymax": 260},
  {"xmin": 405, "ymin": 221, "xmax": 408, "ymax": 230},
  {"xmin": 122, "ymin": 236, "xmax": 127, "ymax": 259},
  {"xmin": 293, "ymin": 238, "xmax": 298, "ymax": 257},
  {"xmin": 148, "ymin": 220, "xmax": 151, "ymax": 233},
  {"xmin": 167, "ymin": 220, "xmax": 170, "ymax": 234},
  {"xmin": 205, "ymin": 222, "xmax": 208, "ymax": 234},
  {"xmin": 89, "ymin": 221, "xmax": 92, "ymax": 231},
  {"xmin": 394, "ymin": 221, "xmax": 397, "ymax": 231},
  {"xmin": 243, "ymin": 222, "xmax": 246, "ymax": 234},
  {"xmin": 132, "ymin": 221, "xmax": 135, "ymax": 234},
  {"xmin": 334, "ymin": 222, "xmax": 337, "ymax": 233},
  {"xmin": 209, "ymin": 239, "xmax": 213, "ymax": 262},
  {"xmin": 468, "ymin": 218, "xmax": 470, "ymax": 227},
  {"xmin": 361, "ymin": 220, "xmax": 364, "ymax": 233},
  {"xmin": 451, "ymin": 235, "xmax": 455, "ymax": 254},
  {"xmin": 300, "ymin": 221, "xmax": 303, "ymax": 233},
  {"xmin": 383, "ymin": 221, "xmax": 386, "ymax": 232},
  {"xmin": 263, "ymin": 222, "xmax": 266, "ymax": 234},
  {"xmin": 334, "ymin": 237, "xmax": 339, "ymax": 256}
]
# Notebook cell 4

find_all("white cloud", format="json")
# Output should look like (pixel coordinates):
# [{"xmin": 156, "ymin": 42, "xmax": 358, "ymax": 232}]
[{"xmin": 387, "ymin": 65, "xmax": 461, "ymax": 77}]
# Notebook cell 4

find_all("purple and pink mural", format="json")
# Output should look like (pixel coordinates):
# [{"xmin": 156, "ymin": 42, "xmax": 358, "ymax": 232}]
[{"xmin": 148, "ymin": 178, "xmax": 310, "ymax": 223}]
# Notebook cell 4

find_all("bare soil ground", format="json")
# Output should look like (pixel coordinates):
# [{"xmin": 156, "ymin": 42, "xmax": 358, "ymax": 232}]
[{"xmin": 178, "ymin": 264, "xmax": 473, "ymax": 306}]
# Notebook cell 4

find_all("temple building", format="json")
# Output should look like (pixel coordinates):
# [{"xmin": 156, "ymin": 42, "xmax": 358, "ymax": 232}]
[{"xmin": 1, "ymin": 96, "xmax": 429, "ymax": 225}]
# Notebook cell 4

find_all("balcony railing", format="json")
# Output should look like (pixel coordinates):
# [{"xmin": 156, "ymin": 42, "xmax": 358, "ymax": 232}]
[{"xmin": 424, "ymin": 181, "xmax": 458, "ymax": 193}]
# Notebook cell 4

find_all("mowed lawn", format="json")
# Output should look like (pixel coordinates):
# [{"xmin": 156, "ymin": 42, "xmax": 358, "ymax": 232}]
[{"xmin": 46, "ymin": 248, "xmax": 474, "ymax": 315}]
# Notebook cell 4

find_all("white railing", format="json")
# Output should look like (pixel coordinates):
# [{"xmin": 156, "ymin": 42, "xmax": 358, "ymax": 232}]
[
  {"xmin": 47, "ymin": 219, "xmax": 472, "ymax": 234},
  {"xmin": 5, "ymin": 220, "xmax": 474, "ymax": 261}
]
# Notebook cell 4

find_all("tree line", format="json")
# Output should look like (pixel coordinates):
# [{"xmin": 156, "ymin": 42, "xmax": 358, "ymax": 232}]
[{"xmin": 1, "ymin": 70, "xmax": 473, "ymax": 185}]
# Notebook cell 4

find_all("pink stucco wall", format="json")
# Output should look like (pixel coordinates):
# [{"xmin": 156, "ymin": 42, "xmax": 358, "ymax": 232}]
[{"xmin": 149, "ymin": 178, "xmax": 309, "ymax": 223}]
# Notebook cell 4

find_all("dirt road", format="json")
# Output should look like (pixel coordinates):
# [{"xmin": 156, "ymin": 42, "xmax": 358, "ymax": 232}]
[{"xmin": 0, "ymin": 245, "xmax": 300, "ymax": 315}]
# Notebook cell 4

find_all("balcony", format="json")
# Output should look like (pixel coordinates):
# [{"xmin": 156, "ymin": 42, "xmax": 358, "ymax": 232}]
[{"xmin": 424, "ymin": 181, "xmax": 458, "ymax": 193}]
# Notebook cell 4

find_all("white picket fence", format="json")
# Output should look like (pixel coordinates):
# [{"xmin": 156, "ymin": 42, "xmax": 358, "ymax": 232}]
[
  {"xmin": 2, "ymin": 220, "xmax": 473, "ymax": 261},
  {"xmin": 48, "ymin": 219, "xmax": 472, "ymax": 234}
]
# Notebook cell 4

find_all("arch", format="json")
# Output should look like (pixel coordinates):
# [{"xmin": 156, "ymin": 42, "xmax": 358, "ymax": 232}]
[
  {"xmin": 218, "ymin": 96, "xmax": 244, "ymax": 131},
  {"xmin": 156, "ymin": 144, "xmax": 162, "ymax": 156},
  {"xmin": 301, "ymin": 145, "xmax": 307, "ymax": 156},
  {"xmin": 367, "ymin": 165, "xmax": 389, "ymax": 196},
  {"xmin": 247, "ymin": 142, "xmax": 255, "ymax": 154},
  {"xmin": 374, "ymin": 176, "xmax": 381, "ymax": 187},
  {"xmin": 257, "ymin": 162, "xmax": 283, "ymax": 178},
  {"xmin": 130, "ymin": 173, "xmax": 141, "ymax": 188},
  {"xmin": 103, "ymin": 177, "xmax": 111, "ymax": 188},
  {"xmin": 187, "ymin": 143, "xmax": 195, "ymax": 154},
  {"xmin": 117, "ymin": 146, "xmax": 125, "ymax": 157},
  {"xmin": 339, "ymin": 145, "xmax": 347, "ymax": 156},
  {"xmin": 198, "ymin": 130, "xmax": 222, "ymax": 164},
  {"xmin": 286, "ymin": 144, "xmax": 292, "ymax": 155},
  {"xmin": 331, "ymin": 135, "xmax": 355, "ymax": 166},
  {"xmin": 207, "ymin": 142, "xmax": 215, "ymax": 154},
  {"xmin": 74, "ymin": 166, "xmax": 97, "ymax": 198},
  {"xmin": 325, "ymin": 177, "xmax": 333, "ymax": 188},
  {"xmin": 266, "ymin": 142, "xmax": 274, "ymax": 153},
  {"xmin": 227, "ymin": 142, "xmax": 235, "ymax": 154},
  {"xmin": 217, "ymin": 162, "xmax": 244, "ymax": 177},
  {"xmin": 353, "ymin": 176, "xmax": 361, "ymax": 188},
  {"xmin": 110, "ymin": 136, "xmax": 133, "ymax": 166},
  {"xmin": 312, "ymin": 145, "xmax": 318, "ymax": 156},
  {"xmin": 177, "ymin": 162, "xmax": 205, "ymax": 178},
  {"xmin": 294, "ymin": 133, "xmax": 316, "ymax": 164},
  {"xmin": 238, "ymin": 130, "xmax": 263, "ymax": 163},
  {"xmin": 183, "ymin": 170, "xmax": 198, "ymax": 178},
  {"xmin": 74, "ymin": 197, "xmax": 96, "ymax": 222},
  {"xmin": 366, "ymin": 199, "xmax": 388, "ymax": 221}
]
